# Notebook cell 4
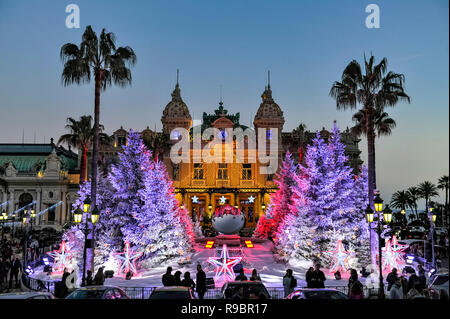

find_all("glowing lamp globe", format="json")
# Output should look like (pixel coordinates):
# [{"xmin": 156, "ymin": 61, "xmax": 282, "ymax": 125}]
[{"xmin": 212, "ymin": 205, "xmax": 245, "ymax": 235}]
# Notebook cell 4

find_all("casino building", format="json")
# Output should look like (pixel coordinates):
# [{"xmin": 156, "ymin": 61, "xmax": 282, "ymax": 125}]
[{"xmin": 91, "ymin": 79, "xmax": 363, "ymax": 234}]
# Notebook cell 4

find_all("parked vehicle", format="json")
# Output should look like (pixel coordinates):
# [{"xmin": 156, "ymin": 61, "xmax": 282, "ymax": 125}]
[
  {"xmin": 0, "ymin": 292, "xmax": 55, "ymax": 299},
  {"xmin": 219, "ymin": 280, "xmax": 271, "ymax": 299},
  {"xmin": 149, "ymin": 286, "xmax": 196, "ymax": 299},
  {"xmin": 65, "ymin": 286, "xmax": 130, "ymax": 299},
  {"xmin": 435, "ymin": 227, "xmax": 447, "ymax": 236},
  {"xmin": 285, "ymin": 288, "xmax": 349, "ymax": 299},
  {"xmin": 428, "ymin": 273, "xmax": 449, "ymax": 299}
]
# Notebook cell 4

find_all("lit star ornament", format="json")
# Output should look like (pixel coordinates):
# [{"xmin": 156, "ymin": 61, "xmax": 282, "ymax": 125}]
[
  {"xmin": 112, "ymin": 241, "xmax": 143, "ymax": 276},
  {"xmin": 219, "ymin": 196, "xmax": 227, "ymax": 205},
  {"xmin": 382, "ymin": 235, "xmax": 408, "ymax": 271},
  {"xmin": 322, "ymin": 240, "xmax": 354, "ymax": 273},
  {"xmin": 47, "ymin": 240, "xmax": 72, "ymax": 274},
  {"xmin": 207, "ymin": 244, "xmax": 241, "ymax": 283},
  {"xmin": 248, "ymin": 196, "xmax": 255, "ymax": 203},
  {"xmin": 192, "ymin": 196, "xmax": 199, "ymax": 204}
]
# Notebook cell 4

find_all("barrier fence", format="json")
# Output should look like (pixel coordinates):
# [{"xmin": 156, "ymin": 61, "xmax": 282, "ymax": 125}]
[{"xmin": 21, "ymin": 272, "xmax": 385, "ymax": 299}]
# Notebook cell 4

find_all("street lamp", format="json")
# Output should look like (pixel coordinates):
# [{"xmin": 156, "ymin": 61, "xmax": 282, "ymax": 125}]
[
  {"xmin": 74, "ymin": 196, "xmax": 99, "ymax": 287},
  {"xmin": 365, "ymin": 193, "xmax": 391, "ymax": 299},
  {"xmin": 428, "ymin": 205, "xmax": 437, "ymax": 269},
  {"xmin": 0, "ymin": 214, "xmax": 5, "ymax": 240},
  {"xmin": 23, "ymin": 206, "xmax": 36, "ymax": 268}
]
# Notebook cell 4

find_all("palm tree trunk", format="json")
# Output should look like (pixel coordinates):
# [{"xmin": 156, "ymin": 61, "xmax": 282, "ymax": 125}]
[
  {"xmin": 88, "ymin": 71, "xmax": 102, "ymax": 272},
  {"xmin": 445, "ymin": 187, "xmax": 448, "ymax": 226},
  {"xmin": 80, "ymin": 146, "xmax": 88, "ymax": 183},
  {"xmin": 366, "ymin": 107, "xmax": 377, "ymax": 265}
]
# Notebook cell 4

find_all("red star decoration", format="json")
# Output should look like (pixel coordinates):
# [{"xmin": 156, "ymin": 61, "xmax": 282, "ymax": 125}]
[
  {"xmin": 46, "ymin": 240, "xmax": 72, "ymax": 274},
  {"xmin": 207, "ymin": 244, "xmax": 241, "ymax": 283},
  {"xmin": 322, "ymin": 240, "xmax": 354, "ymax": 273}
]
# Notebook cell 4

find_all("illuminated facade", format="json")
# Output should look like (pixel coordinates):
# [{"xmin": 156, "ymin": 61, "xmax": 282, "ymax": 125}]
[
  {"xmin": 85, "ymin": 80, "xmax": 363, "ymax": 233},
  {"xmin": 158, "ymin": 81, "xmax": 363, "ymax": 232}
]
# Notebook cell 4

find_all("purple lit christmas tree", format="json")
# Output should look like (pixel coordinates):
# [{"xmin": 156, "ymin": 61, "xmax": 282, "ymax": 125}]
[
  {"xmin": 276, "ymin": 123, "xmax": 370, "ymax": 268},
  {"xmin": 125, "ymin": 161, "xmax": 194, "ymax": 267}
]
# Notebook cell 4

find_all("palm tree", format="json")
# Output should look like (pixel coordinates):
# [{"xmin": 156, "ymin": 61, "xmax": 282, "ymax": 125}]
[
  {"xmin": 57, "ymin": 115, "xmax": 111, "ymax": 183},
  {"xmin": 417, "ymin": 181, "xmax": 439, "ymax": 212},
  {"xmin": 60, "ymin": 26, "xmax": 136, "ymax": 276},
  {"xmin": 390, "ymin": 190, "xmax": 410, "ymax": 211},
  {"xmin": 330, "ymin": 55, "xmax": 409, "ymax": 205},
  {"xmin": 330, "ymin": 55, "xmax": 410, "ymax": 262},
  {"xmin": 351, "ymin": 108, "xmax": 396, "ymax": 137},
  {"xmin": 60, "ymin": 25, "xmax": 136, "ymax": 207},
  {"xmin": 144, "ymin": 132, "xmax": 170, "ymax": 162},
  {"xmin": 407, "ymin": 186, "xmax": 420, "ymax": 220},
  {"xmin": 437, "ymin": 175, "xmax": 449, "ymax": 220}
]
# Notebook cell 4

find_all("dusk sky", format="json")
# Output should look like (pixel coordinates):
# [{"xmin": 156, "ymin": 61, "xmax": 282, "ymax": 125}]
[{"xmin": 0, "ymin": 0, "xmax": 448, "ymax": 207}]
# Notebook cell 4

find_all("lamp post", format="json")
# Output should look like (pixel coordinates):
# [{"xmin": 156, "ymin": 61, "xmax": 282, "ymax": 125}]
[
  {"xmin": 365, "ymin": 194, "xmax": 392, "ymax": 299},
  {"xmin": 0, "ymin": 209, "xmax": 7, "ymax": 240},
  {"xmin": 22, "ymin": 206, "xmax": 36, "ymax": 268},
  {"xmin": 74, "ymin": 196, "xmax": 99, "ymax": 287},
  {"xmin": 428, "ymin": 205, "xmax": 437, "ymax": 269}
]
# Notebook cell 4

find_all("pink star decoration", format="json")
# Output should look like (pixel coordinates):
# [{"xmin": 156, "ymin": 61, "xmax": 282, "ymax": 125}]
[
  {"xmin": 382, "ymin": 235, "xmax": 408, "ymax": 271},
  {"xmin": 47, "ymin": 240, "xmax": 72, "ymax": 274},
  {"xmin": 322, "ymin": 240, "xmax": 355, "ymax": 273},
  {"xmin": 112, "ymin": 241, "xmax": 143, "ymax": 276},
  {"xmin": 207, "ymin": 244, "xmax": 242, "ymax": 283}
]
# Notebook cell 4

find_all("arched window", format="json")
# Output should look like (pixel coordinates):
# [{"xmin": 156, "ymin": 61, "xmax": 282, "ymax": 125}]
[{"xmin": 18, "ymin": 193, "xmax": 33, "ymax": 217}]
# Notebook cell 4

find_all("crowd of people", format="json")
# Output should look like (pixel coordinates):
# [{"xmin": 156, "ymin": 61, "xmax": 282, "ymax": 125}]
[
  {"xmin": 161, "ymin": 265, "xmax": 208, "ymax": 299},
  {"xmin": 386, "ymin": 265, "xmax": 448, "ymax": 299},
  {"xmin": 0, "ymin": 237, "xmax": 24, "ymax": 292}
]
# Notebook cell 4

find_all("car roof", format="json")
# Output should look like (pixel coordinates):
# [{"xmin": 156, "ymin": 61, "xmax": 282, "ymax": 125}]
[
  {"xmin": 153, "ymin": 286, "xmax": 191, "ymax": 292},
  {"xmin": 76, "ymin": 285, "xmax": 121, "ymax": 290},
  {"xmin": 0, "ymin": 292, "xmax": 53, "ymax": 299},
  {"xmin": 226, "ymin": 281, "xmax": 264, "ymax": 285},
  {"xmin": 295, "ymin": 288, "xmax": 340, "ymax": 292}
]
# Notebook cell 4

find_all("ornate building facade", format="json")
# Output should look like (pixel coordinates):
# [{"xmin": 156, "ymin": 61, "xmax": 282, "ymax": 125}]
[
  {"xmin": 0, "ymin": 141, "xmax": 79, "ymax": 230},
  {"xmin": 96, "ymin": 80, "xmax": 363, "ymax": 232}
]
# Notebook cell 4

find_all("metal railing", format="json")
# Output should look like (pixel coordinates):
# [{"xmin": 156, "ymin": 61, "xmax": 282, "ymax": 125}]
[{"xmin": 22, "ymin": 270, "xmax": 386, "ymax": 299}]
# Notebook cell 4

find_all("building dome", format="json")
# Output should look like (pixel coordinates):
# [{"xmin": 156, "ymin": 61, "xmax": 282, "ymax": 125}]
[
  {"xmin": 162, "ymin": 84, "xmax": 192, "ymax": 120},
  {"xmin": 254, "ymin": 85, "xmax": 284, "ymax": 121}
]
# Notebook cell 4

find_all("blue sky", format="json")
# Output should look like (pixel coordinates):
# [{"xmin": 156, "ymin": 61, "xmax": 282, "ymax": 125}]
[{"xmin": 0, "ymin": 0, "xmax": 448, "ymax": 207}]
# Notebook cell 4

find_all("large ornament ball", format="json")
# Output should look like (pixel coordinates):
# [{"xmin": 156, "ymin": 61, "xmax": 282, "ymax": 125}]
[{"xmin": 211, "ymin": 205, "xmax": 245, "ymax": 235}]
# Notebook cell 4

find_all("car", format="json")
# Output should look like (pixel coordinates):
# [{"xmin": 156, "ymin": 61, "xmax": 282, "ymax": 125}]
[
  {"xmin": 219, "ymin": 280, "xmax": 271, "ymax": 299},
  {"xmin": 285, "ymin": 288, "xmax": 349, "ymax": 299},
  {"xmin": 408, "ymin": 226, "xmax": 426, "ymax": 233},
  {"xmin": 149, "ymin": 286, "xmax": 196, "ymax": 299},
  {"xmin": 65, "ymin": 286, "xmax": 130, "ymax": 299},
  {"xmin": 428, "ymin": 273, "xmax": 449, "ymax": 299},
  {"xmin": 0, "ymin": 292, "xmax": 55, "ymax": 299},
  {"xmin": 435, "ymin": 227, "xmax": 447, "ymax": 236}
]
